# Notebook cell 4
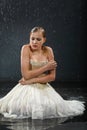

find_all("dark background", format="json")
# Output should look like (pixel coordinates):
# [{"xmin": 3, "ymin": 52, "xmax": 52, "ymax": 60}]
[{"xmin": 0, "ymin": 0, "xmax": 86, "ymax": 82}]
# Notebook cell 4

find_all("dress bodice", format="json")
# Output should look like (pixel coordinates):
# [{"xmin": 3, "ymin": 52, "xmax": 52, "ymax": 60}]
[
  {"xmin": 30, "ymin": 60, "xmax": 48, "ymax": 68},
  {"xmin": 30, "ymin": 60, "xmax": 48, "ymax": 77}
]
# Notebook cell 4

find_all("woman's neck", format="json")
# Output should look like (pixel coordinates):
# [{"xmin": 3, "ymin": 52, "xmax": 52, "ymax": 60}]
[{"xmin": 29, "ymin": 45, "xmax": 43, "ymax": 54}]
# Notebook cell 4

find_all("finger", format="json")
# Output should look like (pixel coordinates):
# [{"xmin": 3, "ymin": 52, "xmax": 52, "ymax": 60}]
[
  {"xmin": 21, "ymin": 81, "xmax": 26, "ymax": 85},
  {"xmin": 19, "ymin": 80, "xmax": 22, "ymax": 83}
]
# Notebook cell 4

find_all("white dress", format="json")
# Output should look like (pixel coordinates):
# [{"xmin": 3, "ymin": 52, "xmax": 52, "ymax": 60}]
[{"xmin": 0, "ymin": 60, "xmax": 85, "ymax": 119}]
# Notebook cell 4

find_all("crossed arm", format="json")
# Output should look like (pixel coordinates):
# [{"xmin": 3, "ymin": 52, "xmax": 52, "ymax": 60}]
[{"xmin": 19, "ymin": 45, "xmax": 57, "ymax": 85}]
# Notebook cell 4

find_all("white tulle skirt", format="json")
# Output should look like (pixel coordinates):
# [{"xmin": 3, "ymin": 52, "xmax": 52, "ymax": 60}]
[{"xmin": 0, "ymin": 83, "xmax": 85, "ymax": 119}]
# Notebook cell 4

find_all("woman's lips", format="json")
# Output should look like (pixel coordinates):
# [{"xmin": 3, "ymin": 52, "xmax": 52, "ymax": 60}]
[{"xmin": 33, "ymin": 45, "xmax": 38, "ymax": 48}]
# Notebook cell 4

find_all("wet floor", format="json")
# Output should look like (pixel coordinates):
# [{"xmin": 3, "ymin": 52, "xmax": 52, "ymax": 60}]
[{"xmin": 0, "ymin": 81, "xmax": 87, "ymax": 130}]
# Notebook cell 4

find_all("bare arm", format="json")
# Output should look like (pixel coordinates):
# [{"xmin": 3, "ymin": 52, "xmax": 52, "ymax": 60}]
[
  {"xmin": 19, "ymin": 73, "xmax": 56, "ymax": 85},
  {"xmin": 21, "ymin": 45, "xmax": 57, "ymax": 80},
  {"xmin": 20, "ymin": 46, "xmax": 57, "ymax": 84}
]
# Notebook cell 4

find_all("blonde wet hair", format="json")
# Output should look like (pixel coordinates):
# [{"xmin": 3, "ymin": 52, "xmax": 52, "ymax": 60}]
[{"xmin": 30, "ymin": 26, "xmax": 46, "ymax": 38}]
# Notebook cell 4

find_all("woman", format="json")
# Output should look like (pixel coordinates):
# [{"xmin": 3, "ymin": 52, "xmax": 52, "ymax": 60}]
[{"xmin": 0, "ymin": 27, "xmax": 85, "ymax": 119}]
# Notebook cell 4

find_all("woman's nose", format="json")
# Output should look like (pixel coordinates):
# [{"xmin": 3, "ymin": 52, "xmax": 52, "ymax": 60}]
[{"xmin": 33, "ymin": 39, "xmax": 37, "ymax": 44}]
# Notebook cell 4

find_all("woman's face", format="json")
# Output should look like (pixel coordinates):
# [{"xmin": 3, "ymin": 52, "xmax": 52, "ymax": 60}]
[{"xmin": 29, "ymin": 31, "xmax": 46, "ymax": 51}]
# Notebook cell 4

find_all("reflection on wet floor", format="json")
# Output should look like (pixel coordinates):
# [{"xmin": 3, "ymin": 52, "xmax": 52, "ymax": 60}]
[
  {"xmin": 0, "ymin": 116, "xmax": 70, "ymax": 130},
  {"xmin": 0, "ymin": 81, "xmax": 87, "ymax": 130}
]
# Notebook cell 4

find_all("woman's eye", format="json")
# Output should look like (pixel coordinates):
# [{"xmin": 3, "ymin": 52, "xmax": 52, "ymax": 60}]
[
  {"xmin": 37, "ymin": 38, "xmax": 41, "ymax": 41},
  {"xmin": 31, "ymin": 38, "xmax": 35, "ymax": 40},
  {"xmin": 31, "ymin": 37, "xmax": 41, "ymax": 41}
]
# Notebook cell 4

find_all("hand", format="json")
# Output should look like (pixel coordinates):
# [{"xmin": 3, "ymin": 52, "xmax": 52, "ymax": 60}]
[
  {"xmin": 19, "ymin": 78, "xmax": 34, "ymax": 85},
  {"xmin": 45, "ymin": 60, "xmax": 57, "ymax": 71},
  {"xmin": 19, "ymin": 78, "xmax": 26, "ymax": 85}
]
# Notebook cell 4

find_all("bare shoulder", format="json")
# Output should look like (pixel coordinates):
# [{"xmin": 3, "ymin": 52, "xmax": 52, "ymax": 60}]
[
  {"xmin": 21, "ymin": 44, "xmax": 31, "ymax": 54},
  {"xmin": 45, "ymin": 46, "xmax": 54, "ymax": 60},
  {"xmin": 21, "ymin": 44, "xmax": 29, "ymax": 50},
  {"xmin": 45, "ymin": 46, "xmax": 54, "ymax": 53}
]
